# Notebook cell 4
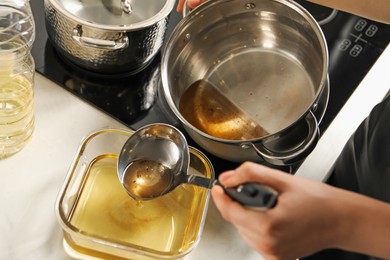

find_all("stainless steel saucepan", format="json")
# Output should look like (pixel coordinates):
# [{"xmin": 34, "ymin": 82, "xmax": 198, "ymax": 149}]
[
  {"xmin": 44, "ymin": 0, "xmax": 176, "ymax": 74},
  {"xmin": 161, "ymin": 0, "xmax": 329, "ymax": 165}
]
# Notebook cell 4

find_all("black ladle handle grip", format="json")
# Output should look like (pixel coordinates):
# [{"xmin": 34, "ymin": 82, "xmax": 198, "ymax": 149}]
[
  {"xmin": 214, "ymin": 180, "xmax": 278, "ymax": 210},
  {"xmin": 186, "ymin": 175, "xmax": 278, "ymax": 210}
]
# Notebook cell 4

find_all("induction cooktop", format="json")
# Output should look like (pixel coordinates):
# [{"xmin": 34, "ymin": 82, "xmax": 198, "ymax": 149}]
[{"xmin": 30, "ymin": 0, "xmax": 390, "ymax": 173}]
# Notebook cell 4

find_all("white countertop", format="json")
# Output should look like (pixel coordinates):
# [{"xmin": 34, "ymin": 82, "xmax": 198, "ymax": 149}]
[
  {"xmin": 0, "ymin": 74, "xmax": 261, "ymax": 260},
  {"xmin": 0, "ymin": 45, "xmax": 388, "ymax": 260}
]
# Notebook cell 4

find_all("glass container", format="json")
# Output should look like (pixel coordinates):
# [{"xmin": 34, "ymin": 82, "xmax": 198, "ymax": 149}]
[{"xmin": 55, "ymin": 128, "xmax": 214, "ymax": 260}]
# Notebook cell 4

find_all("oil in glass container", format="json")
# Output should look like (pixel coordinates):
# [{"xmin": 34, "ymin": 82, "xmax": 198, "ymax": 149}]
[
  {"xmin": 0, "ymin": 1, "xmax": 35, "ymax": 159},
  {"xmin": 67, "ymin": 154, "xmax": 208, "ymax": 256}
]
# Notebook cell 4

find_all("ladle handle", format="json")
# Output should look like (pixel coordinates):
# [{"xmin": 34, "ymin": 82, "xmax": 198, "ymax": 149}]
[
  {"xmin": 215, "ymin": 180, "xmax": 278, "ymax": 210},
  {"xmin": 187, "ymin": 176, "xmax": 278, "ymax": 209},
  {"xmin": 186, "ymin": 174, "xmax": 215, "ymax": 188}
]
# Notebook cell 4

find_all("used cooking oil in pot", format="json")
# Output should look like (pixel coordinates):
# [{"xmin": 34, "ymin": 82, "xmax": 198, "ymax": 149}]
[
  {"xmin": 180, "ymin": 79, "xmax": 270, "ymax": 140},
  {"xmin": 179, "ymin": 48, "xmax": 316, "ymax": 140}
]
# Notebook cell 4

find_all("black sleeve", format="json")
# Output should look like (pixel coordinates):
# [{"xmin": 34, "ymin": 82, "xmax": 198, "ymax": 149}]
[
  {"xmin": 303, "ymin": 94, "xmax": 390, "ymax": 260},
  {"xmin": 329, "ymin": 94, "xmax": 390, "ymax": 202}
]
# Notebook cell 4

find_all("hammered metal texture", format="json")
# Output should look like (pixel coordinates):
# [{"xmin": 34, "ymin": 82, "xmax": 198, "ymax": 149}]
[{"xmin": 44, "ymin": 0, "xmax": 168, "ymax": 74}]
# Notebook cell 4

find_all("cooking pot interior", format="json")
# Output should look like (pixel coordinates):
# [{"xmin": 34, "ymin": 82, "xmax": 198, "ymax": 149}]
[{"xmin": 165, "ymin": 0, "xmax": 327, "ymax": 136}]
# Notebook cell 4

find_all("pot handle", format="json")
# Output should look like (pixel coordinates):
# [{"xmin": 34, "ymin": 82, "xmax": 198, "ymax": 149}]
[
  {"xmin": 71, "ymin": 25, "xmax": 129, "ymax": 50},
  {"xmin": 250, "ymin": 111, "xmax": 319, "ymax": 166}
]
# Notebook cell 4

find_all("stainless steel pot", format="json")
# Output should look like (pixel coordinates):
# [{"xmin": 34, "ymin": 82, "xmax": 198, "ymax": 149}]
[
  {"xmin": 161, "ymin": 0, "xmax": 329, "ymax": 165},
  {"xmin": 44, "ymin": 0, "xmax": 176, "ymax": 74}
]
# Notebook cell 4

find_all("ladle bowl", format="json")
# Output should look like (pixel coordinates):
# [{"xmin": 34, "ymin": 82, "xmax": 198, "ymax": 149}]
[
  {"xmin": 117, "ymin": 123, "xmax": 190, "ymax": 200},
  {"xmin": 118, "ymin": 123, "xmax": 278, "ymax": 209}
]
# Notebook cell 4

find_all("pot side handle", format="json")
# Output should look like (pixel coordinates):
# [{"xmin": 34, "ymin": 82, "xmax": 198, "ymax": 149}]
[
  {"xmin": 251, "ymin": 111, "xmax": 319, "ymax": 166},
  {"xmin": 71, "ymin": 25, "xmax": 129, "ymax": 50}
]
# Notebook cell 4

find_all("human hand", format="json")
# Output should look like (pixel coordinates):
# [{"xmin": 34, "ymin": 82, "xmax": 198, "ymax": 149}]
[
  {"xmin": 177, "ymin": 0, "xmax": 208, "ymax": 13},
  {"xmin": 211, "ymin": 162, "xmax": 350, "ymax": 259}
]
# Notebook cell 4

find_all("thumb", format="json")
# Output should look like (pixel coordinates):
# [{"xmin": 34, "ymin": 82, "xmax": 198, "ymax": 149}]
[{"xmin": 219, "ymin": 162, "xmax": 293, "ymax": 192}]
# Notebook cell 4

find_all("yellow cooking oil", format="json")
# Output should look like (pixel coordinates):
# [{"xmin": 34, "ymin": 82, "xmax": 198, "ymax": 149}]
[
  {"xmin": 1, "ymin": 2, "xmax": 36, "ymax": 158},
  {"xmin": 0, "ymin": 73, "xmax": 34, "ymax": 158},
  {"xmin": 68, "ymin": 154, "xmax": 208, "ymax": 256}
]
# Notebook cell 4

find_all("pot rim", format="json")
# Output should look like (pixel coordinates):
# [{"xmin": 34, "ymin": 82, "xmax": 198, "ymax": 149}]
[
  {"xmin": 162, "ymin": 0, "xmax": 329, "ymax": 144},
  {"xmin": 46, "ymin": 0, "xmax": 176, "ymax": 31}
]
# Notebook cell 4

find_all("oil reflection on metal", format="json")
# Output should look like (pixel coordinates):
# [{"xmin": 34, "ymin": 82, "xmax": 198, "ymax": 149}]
[
  {"xmin": 121, "ymin": 0, "xmax": 132, "ymax": 14},
  {"xmin": 99, "ymin": 0, "xmax": 132, "ymax": 16}
]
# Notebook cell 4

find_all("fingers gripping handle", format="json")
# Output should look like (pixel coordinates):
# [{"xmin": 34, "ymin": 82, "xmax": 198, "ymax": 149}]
[{"xmin": 215, "ymin": 180, "xmax": 278, "ymax": 210}]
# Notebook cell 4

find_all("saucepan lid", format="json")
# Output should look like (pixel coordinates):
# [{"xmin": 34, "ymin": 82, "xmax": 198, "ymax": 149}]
[{"xmin": 49, "ymin": 0, "xmax": 176, "ymax": 29}]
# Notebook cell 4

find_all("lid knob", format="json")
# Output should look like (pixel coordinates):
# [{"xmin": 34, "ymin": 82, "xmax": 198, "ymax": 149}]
[{"xmin": 121, "ymin": 0, "xmax": 132, "ymax": 14}]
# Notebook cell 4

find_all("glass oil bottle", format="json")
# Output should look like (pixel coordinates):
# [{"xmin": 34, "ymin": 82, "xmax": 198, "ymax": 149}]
[{"xmin": 0, "ymin": 0, "xmax": 35, "ymax": 159}]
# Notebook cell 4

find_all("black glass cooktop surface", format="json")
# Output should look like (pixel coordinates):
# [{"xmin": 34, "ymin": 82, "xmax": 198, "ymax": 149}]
[{"xmin": 30, "ymin": 0, "xmax": 389, "ymax": 174}]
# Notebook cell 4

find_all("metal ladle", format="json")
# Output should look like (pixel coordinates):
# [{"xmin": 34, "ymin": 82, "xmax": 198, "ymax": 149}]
[{"xmin": 118, "ymin": 123, "xmax": 278, "ymax": 209}]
